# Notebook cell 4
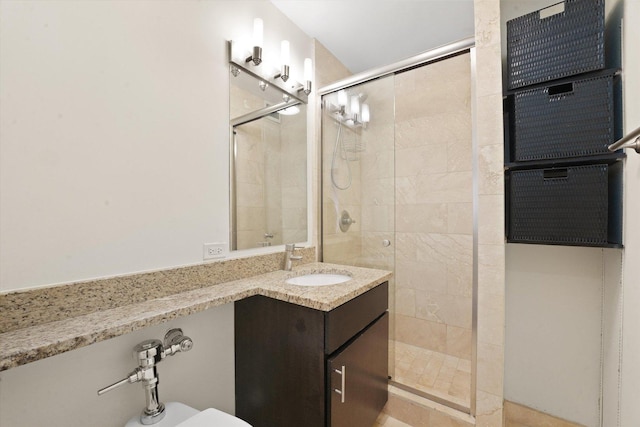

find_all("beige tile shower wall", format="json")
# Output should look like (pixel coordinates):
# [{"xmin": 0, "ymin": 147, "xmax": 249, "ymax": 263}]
[
  {"xmin": 356, "ymin": 77, "xmax": 397, "ymax": 360},
  {"xmin": 316, "ymin": 40, "xmax": 362, "ymax": 267},
  {"xmin": 322, "ymin": 118, "xmax": 363, "ymax": 266},
  {"xmin": 231, "ymin": 84, "xmax": 269, "ymax": 250},
  {"xmin": 280, "ymin": 109, "xmax": 308, "ymax": 245},
  {"xmin": 359, "ymin": 76, "xmax": 395, "ymax": 273},
  {"xmin": 232, "ymin": 90, "xmax": 307, "ymax": 249},
  {"xmin": 235, "ymin": 120, "xmax": 268, "ymax": 249},
  {"xmin": 392, "ymin": 53, "xmax": 473, "ymax": 362},
  {"xmin": 313, "ymin": 41, "xmax": 352, "ymax": 89},
  {"xmin": 232, "ymin": 86, "xmax": 308, "ymax": 249},
  {"xmin": 264, "ymin": 119, "xmax": 283, "ymax": 247}
]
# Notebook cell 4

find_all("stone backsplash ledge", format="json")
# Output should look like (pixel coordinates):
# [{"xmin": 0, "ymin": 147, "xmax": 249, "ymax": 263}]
[{"xmin": 0, "ymin": 247, "xmax": 316, "ymax": 334}]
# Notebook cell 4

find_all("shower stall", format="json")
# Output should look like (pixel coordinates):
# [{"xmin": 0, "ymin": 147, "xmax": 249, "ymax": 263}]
[{"xmin": 319, "ymin": 39, "xmax": 477, "ymax": 414}]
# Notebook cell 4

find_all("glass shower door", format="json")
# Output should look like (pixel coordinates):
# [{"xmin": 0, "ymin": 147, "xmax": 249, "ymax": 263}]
[
  {"xmin": 321, "ymin": 74, "xmax": 397, "ymax": 376},
  {"xmin": 390, "ymin": 53, "xmax": 473, "ymax": 411},
  {"xmin": 321, "ymin": 50, "xmax": 473, "ymax": 413}
]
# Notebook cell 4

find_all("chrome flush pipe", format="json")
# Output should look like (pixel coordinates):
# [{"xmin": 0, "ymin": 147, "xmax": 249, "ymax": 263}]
[{"xmin": 97, "ymin": 329, "xmax": 193, "ymax": 425}]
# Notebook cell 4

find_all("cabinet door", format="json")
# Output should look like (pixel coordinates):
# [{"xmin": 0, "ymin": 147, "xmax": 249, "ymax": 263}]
[
  {"xmin": 328, "ymin": 312, "xmax": 389, "ymax": 427},
  {"xmin": 235, "ymin": 296, "xmax": 325, "ymax": 427}
]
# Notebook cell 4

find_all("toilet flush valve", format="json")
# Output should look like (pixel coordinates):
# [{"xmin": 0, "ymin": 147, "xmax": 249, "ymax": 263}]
[
  {"xmin": 97, "ymin": 328, "xmax": 193, "ymax": 425},
  {"xmin": 163, "ymin": 328, "xmax": 194, "ymax": 355}
]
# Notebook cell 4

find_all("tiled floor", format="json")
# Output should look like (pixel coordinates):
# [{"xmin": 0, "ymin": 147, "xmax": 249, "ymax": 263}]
[
  {"xmin": 392, "ymin": 341, "xmax": 471, "ymax": 409},
  {"xmin": 504, "ymin": 400, "xmax": 584, "ymax": 427},
  {"xmin": 374, "ymin": 413, "xmax": 413, "ymax": 427}
]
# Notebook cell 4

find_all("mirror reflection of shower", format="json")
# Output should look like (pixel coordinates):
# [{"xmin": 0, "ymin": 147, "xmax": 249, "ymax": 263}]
[{"xmin": 325, "ymin": 89, "xmax": 370, "ymax": 190}]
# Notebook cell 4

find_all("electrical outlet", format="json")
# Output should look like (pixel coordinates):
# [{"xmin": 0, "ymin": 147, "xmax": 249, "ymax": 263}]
[{"xmin": 203, "ymin": 242, "xmax": 227, "ymax": 260}]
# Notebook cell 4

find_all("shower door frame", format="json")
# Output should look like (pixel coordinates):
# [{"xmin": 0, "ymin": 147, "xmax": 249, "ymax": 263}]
[{"xmin": 317, "ymin": 37, "xmax": 479, "ymax": 417}]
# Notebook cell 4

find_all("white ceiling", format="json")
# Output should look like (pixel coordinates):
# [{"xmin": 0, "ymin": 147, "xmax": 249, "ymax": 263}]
[{"xmin": 271, "ymin": 0, "xmax": 475, "ymax": 74}]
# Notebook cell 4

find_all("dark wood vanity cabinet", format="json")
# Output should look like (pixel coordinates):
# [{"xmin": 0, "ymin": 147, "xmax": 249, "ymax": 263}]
[{"xmin": 235, "ymin": 282, "xmax": 389, "ymax": 427}]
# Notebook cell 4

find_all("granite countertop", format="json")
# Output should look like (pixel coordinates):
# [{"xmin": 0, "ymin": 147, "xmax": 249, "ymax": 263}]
[{"xmin": 0, "ymin": 262, "xmax": 391, "ymax": 371}]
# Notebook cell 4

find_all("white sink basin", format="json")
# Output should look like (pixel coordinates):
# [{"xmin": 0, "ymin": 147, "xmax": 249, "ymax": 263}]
[{"xmin": 286, "ymin": 273, "xmax": 351, "ymax": 286}]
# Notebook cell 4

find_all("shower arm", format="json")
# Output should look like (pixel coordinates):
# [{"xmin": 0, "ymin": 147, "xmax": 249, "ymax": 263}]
[{"xmin": 608, "ymin": 126, "xmax": 640, "ymax": 154}]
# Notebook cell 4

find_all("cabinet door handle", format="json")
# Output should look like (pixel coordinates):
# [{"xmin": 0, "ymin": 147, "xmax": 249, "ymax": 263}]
[{"xmin": 333, "ymin": 365, "xmax": 346, "ymax": 403}]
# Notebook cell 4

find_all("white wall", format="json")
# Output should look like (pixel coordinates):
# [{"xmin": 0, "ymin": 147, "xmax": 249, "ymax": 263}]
[
  {"xmin": 0, "ymin": 304, "xmax": 235, "ymax": 427},
  {"xmin": 0, "ymin": 0, "xmax": 313, "ymax": 292},
  {"xmin": 505, "ymin": 245, "xmax": 608, "ymax": 426},
  {"xmin": 0, "ymin": 2, "xmax": 313, "ymax": 426}
]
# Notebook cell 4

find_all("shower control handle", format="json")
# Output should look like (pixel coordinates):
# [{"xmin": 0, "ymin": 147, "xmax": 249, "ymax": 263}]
[{"xmin": 339, "ymin": 210, "xmax": 356, "ymax": 232}]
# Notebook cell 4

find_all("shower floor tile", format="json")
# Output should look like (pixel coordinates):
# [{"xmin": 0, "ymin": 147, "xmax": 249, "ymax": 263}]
[{"xmin": 392, "ymin": 341, "xmax": 471, "ymax": 409}]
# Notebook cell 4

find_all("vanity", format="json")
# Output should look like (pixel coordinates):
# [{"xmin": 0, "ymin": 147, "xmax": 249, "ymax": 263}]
[
  {"xmin": 1, "ymin": 255, "xmax": 391, "ymax": 426},
  {"xmin": 0, "ymin": 258, "xmax": 391, "ymax": 371},
  {"xmin": 235, "ymin": 282, "xmax": 388, "ymax": 427}
]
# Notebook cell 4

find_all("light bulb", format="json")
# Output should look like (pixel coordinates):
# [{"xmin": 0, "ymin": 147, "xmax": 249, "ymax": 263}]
[
  {"xmin": 247, "ymin": 18, "xmax": 263, "ymax": 65},
  {"xmin": 277, "ymin": 40, "xmax": 290, "ymax": 81},
  {"xmin": 304, "ymin": 58, "xmax": 312, "ymax": 81},
  {"xmin": 350, "ymin": 95, "xmax": 360, "ymax": 115},
  {"xmin": 303, "ymin": 58, "xmax": 312, "ymax": 95},
  {"xmin": 253, "ymin": 18, "xmax": 263, "ymax": 48},
  {"xmin": 337, "ymin": 90, "xmax": 347, "ymax": 107},
  {"xmin": 361, "ymin": 103, "xmax": 370, "ymax": 123},
  {"xmin": 280, "ymin": 40, "xmax": 290, "ymax": 66}
]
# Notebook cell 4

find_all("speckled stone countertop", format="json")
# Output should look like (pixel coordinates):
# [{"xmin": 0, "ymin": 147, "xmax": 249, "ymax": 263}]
[{"xmin": 0, "ymin": 258, "xmax": 391, "ymax": 371}]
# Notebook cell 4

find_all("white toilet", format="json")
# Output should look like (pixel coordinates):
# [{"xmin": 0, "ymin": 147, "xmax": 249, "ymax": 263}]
[{"xmin": 124, "ymin": 402, "xmax": 251, "ymax": 427}]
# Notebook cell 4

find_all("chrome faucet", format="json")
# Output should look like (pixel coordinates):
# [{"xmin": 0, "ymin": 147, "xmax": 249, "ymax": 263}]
[
  {"xmin": 97, "ymin": 328, "xmax": 193, "ymax": 425},
  {"xmin": 284, "ymin": 243, "xmax": 303, "ymax": 271}
]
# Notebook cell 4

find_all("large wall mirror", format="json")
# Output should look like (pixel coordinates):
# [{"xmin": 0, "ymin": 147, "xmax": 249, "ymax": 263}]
[{"xmin": 229, "ymin": 66, "xmax": 308, "ymax": 251}]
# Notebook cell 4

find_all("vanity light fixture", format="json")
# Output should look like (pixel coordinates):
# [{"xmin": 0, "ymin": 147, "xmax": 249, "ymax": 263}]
[
  {"xmin": 246, "ymin": 18, "xmax": 263, "ymax": 66},
  {"xmin": 303, "ymin": 58, "xmax": 312, "ymax": 95},
  {"xmin": 328, "ymin": 90, "xmax": 370, "ymax": 129},
  {"xmin": 274, "ymin": 40, "xmax": 290, "ymax": 82},
  {"xmin": 229, "ymin": 18, "xmax": 311, "ymax": 104}
]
